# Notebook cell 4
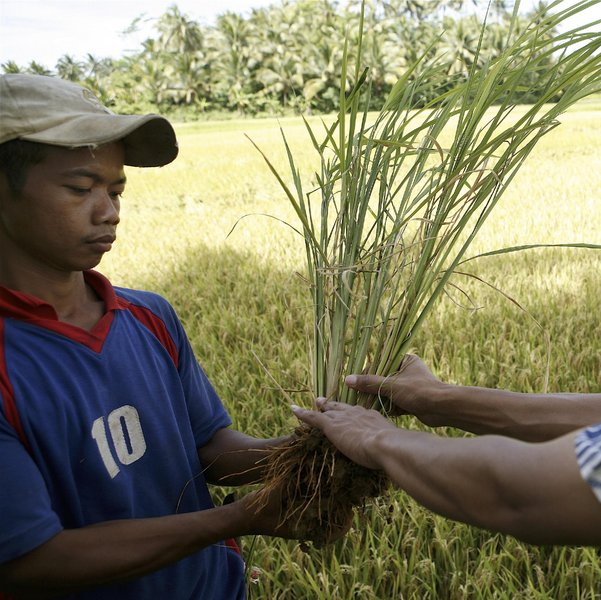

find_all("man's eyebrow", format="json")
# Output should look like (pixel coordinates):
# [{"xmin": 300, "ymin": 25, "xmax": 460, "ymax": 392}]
[{"xmin": 61, "ymin": 168, "xmax": 127, "ymax": 185}]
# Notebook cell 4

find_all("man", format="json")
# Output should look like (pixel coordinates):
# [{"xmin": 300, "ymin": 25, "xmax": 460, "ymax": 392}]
[
  {"xmin": 293, "ymin": 354, "xmax": 601, "ymax": 545},
  {"xmin": 0, "ymin": 74, "xmax": 341, "ymax": 599}
]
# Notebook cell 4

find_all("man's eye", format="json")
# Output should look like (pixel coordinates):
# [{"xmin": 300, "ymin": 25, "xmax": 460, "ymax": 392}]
[{"xmin": 67, "ymin": 186, "xmax": 91, "ymax": 195}]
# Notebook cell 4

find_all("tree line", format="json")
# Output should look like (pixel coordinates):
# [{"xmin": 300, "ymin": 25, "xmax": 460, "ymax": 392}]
[{"xmin": 2, "ymin": 0, "xmax": 555, "ymax": 117}]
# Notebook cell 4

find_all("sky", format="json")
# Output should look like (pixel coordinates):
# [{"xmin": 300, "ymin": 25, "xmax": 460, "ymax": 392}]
[
  {"xmin": 0, "ymin": 0, "xmax": 599, "ymax": 69},
  {"xmin": 0, "ymin": 0, "xmax": 274, "ymax": 68}
]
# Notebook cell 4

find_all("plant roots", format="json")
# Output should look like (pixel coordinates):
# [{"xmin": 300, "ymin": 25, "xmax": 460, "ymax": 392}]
[{"xmin": 252, "ymin": 424, "xmax": 389, "ymax": 547}]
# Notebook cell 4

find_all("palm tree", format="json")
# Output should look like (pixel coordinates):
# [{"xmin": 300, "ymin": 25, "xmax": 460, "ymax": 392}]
[
  {"xmin": 56, "ymin": 55, "xmax": 84, "ymax": 81},
  {"xmin": 156, "ymin": 4, "xmax": 203, "ymax": 54},
  {"xmin": 379, "ymin": 0, "xmax": 465, "ymax": 21},
  {"xmin": 212, "ymin": 11, "xmax": 255, "ymax": 111},
  {"xmin": 295, "ymin": 0, "xmax": 348, "ymax": 111},
  {"xmin": 1, "ymin": 61, "xmax": 23, "ymax": 74},
  {"xmin": 152, "ymin": 5, "xmax": 214, "ymax": 107},
  {"xmin": 27, "ymin": 61, "xmax": 52, "ymax": 76},
  {"xmin": 439, "ymin": 15, "xmax": 480, "ymax": 77},
  {"xmin": 7, "ymin": 0, "xmax": 552, "ymax": 116},
  {"xmin": 249, "ymin": 2, "xmax": 312, "ymax": 108},
  {"xmin": 130, "ymin": 39, "xmax": 170, "ymax": 107}
]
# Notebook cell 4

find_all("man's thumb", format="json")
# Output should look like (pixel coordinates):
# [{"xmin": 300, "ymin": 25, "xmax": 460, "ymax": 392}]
[{"xmin": 345, "ymin": 374, "xmax": 387, "ymax": 394}]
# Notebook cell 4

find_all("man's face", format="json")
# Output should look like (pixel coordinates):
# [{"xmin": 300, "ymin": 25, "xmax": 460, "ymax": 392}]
[{"xmin": 0, "ymin": 142, "xmax": 126, "ymax": 274}]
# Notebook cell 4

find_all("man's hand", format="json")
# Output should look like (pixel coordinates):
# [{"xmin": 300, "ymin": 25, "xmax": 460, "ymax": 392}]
[
  {"xmin": 238, "ymin": 480, "xmax": 351, "ymax": 545},
  {"xmin": 291, "ymin": 399, "xmax": 397, "ymax": 470},
  {"xmin": 345, "ymin": 355, "xmax": 601, "ymax": 442},
  {"xmin": 345, "ymin": 354, "xmax": 448, "ymax": 426}
]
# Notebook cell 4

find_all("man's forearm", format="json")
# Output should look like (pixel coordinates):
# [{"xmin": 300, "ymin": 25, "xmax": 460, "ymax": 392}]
[
  {"xmin": 345, "ymin": 356, "xmax": 601, "ymax": 442},
  {"xmin": 0, "ymin": 503, "xmax": 251, "ymax": 598},
  {"xmin": 293, "ymin": 397, "xmax": 601, "ymax": 546},
  {"xmin": 433, "ymin": 385, "xmax": 601, "ymax": 441},
  {"xmin": 370, "ymin": 427, "xmax": 601, "ymax": 545},
  {"xmin": 199, "ymin": 428, "xmax": 291, "ymax": 485},
  {"xmin": 372, "ymin": 428, "xmax": 506, "ymax": 526}
]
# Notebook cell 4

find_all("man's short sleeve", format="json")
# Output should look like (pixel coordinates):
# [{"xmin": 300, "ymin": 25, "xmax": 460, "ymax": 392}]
[
  {"xmin": 0, "ymin": 416, "xmax": 63, "ymax": 563},
  {"xmin": 575, "ymin": 423, "xmax": 601, "ymax": 503},
  {"xmin": 114, "ymin": 288, "xmax": 233, "ymax": 448}
]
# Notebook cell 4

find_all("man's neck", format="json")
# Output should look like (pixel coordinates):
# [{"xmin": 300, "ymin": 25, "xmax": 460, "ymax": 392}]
[{"xmin": 0, "ymin": 262, "xmax": 105, "ymax": 331}]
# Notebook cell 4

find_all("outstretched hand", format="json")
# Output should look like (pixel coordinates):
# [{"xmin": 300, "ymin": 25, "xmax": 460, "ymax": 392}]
[
  {"xmin": 345, "ymin": 354, "xmax": 446, "ymax": 426},
  {"xmin": 291, "ymin": 399, "xmax": 397, "ymax": 470}
]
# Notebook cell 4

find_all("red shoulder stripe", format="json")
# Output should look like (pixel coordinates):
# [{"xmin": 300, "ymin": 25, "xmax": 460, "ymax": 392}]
[
  {"xmin": 0, "ymin": 319, "xmax": 31, "ymax": 451},
  {"xmin": 225, "ymin": 537, "xmax": 242, "ymax": 556},
  {"xmin": 117, "ymin": 298, "xmax": 179, "ymax": 369}
]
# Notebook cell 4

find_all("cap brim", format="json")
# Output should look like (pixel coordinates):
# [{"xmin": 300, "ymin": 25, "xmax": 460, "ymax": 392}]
[{"xmin": 20, "ymin": 113, "xmax": 178, "ymax": 167}]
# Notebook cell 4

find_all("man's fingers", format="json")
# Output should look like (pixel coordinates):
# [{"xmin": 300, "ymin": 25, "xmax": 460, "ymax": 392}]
[
  {"xmin": 315, "ymin": 398, "xmax": 349, "ymax": 411},
  {"xmin": 291, "ymin": 401, "xmax": 348, "ymax": 428},
  {"xmin": 345, "ymin": 374, "xmax": 389, "ymax": 395},
  {"xmin": 291, "ymin": 404, "xmax": 312, "ymax": 417},
  {"xmin": 291, "ymin": 405, "xmax": 325, "ymax": 428},
  {"xmin": 316, "ymin": 399, "xmax": 346, "ymax": 412}
]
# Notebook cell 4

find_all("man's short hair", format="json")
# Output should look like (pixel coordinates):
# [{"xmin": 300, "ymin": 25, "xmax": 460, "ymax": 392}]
[{"xmin": 0, "ymin": 139, "xmax": 49, "ymax": 195}]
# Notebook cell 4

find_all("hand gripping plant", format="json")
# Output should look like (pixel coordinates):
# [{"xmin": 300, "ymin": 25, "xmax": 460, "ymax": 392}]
[{"xmin": 251, "ymin": 0, "xmax": 601, "ymax": 545}]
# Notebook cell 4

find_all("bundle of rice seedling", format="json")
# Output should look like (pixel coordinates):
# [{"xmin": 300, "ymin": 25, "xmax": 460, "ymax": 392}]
[{"xmin": 251, "ymin": 0, "xmax": 601, "ymax": 545}]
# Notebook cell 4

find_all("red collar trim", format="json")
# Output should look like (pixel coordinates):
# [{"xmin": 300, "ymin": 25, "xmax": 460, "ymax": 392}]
[
  {"xmin": 85, "ymin": 270, "xmax": 120, "ymax": 311},
  {"xmin": 0, "ymin": 270, "xmax": 122, "ymax": 352}
]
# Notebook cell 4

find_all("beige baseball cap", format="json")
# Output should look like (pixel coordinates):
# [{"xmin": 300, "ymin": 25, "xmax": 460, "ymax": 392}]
[{"xmin": 0, "ymin": 73, "xmax": 178, "ymax": 167}]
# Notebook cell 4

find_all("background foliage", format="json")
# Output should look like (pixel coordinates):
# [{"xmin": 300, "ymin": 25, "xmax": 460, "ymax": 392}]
[{"xmin": 2, "ymin": 0, "xmax": 558, "ymax": 116}]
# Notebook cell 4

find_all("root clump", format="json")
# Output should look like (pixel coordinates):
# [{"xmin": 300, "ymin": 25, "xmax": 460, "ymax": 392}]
[{"xmin": 254, "ymin": 424, "xmax": 389, "ymax": 547}]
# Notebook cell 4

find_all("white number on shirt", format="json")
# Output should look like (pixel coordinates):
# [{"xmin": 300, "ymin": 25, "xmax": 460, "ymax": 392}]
[{"xmin": 91, "ymin": 405, "xmax": 147, "ymax": 478}]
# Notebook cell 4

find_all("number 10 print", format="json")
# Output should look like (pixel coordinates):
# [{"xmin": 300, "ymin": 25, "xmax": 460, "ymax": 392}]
[{"xmin": 91, "ymin": 405, "xmax": 147, "ymax": 478}]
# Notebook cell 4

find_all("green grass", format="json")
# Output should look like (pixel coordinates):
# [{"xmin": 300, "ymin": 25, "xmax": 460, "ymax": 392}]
[{"xmin": 100, "ymin": 99, "xmax": 601, "ymax": 598}]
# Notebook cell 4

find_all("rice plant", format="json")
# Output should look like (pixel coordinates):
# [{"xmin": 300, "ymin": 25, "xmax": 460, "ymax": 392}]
[
  {"xmin": 247, "ymin": 0, "xmax": 601, "ymax": 546},
  {"xmin": 251, "ymin": 0, "xmax": 601, "ymax": 406}
]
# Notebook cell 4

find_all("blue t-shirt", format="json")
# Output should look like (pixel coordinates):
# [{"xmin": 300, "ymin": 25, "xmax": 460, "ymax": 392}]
[{"xmin": 0, "ymin": 271, "xmax": 245, "ymax": 599}]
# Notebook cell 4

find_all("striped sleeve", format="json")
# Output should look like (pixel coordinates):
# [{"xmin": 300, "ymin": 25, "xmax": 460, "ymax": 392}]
[{"xmin": 575, "ymin": 423, "xmax": 601, "ymax": 503}]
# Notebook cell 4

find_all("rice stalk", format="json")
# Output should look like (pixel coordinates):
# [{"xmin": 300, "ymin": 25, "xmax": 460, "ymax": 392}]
[
  {"xmin": 252, "ymin": 0, "xmax": 601, "ymax": 542},
  {"xmin": 252, "ymin": 0, "xmax": 601, "ymax": 404}
]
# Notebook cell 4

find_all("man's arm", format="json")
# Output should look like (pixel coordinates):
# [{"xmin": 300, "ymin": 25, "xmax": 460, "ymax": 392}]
[
  {"xmin": 0, "ymin": 431, "xmax": 337, "ymax": 598},
  {"xmin": 198, "ymin": 427, "xmax": 292, "ymax": 485},
  {"xmin": 346, "ymin": 355, "xmax": 601, "ymax": 441},
  {"xmin": 0, "ymin": 484, "xmax": 338, "ymax": 599},
  {"xmin": 293, "ymin": 401, "xmax": 601, "ymax": 546},
  {"xmin": 0, "ymin": 504, "xmax": 248, "ymax": 599}
]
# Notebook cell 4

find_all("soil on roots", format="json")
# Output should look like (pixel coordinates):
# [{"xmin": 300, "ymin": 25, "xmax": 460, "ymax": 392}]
[{"xmin": 252, "ymin": 424, "xmax": 389, "ymax": 547}]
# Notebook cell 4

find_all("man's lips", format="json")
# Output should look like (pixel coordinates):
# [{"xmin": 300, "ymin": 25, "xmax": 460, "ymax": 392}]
[{"xmin": 86, "ymin": 235, "xmax": 116, "ymax": 252}]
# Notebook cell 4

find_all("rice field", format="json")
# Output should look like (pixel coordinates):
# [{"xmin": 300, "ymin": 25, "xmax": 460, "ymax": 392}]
[{"xmin": 100, "ymin": 98, "xmax": 601, "ymax": 599}]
